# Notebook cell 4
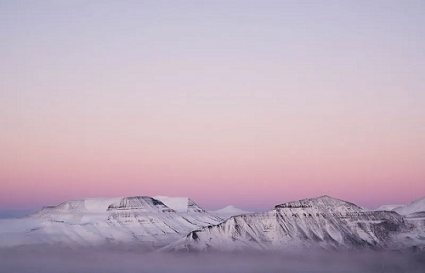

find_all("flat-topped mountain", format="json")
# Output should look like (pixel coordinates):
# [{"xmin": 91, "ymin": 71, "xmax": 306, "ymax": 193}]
[
  {"xmin": 107, "ymin": 196, "xmax": 173, "ymax": 212},
  {"xmin": 153, "ymin": 196, "xmax": 206, "ymax": 213},
  {"xmin": 162, "ymin": 196, "xmax": 424, "ymax": 252},
  {"xmin": 0, "ymin": 195, "xmax": 222, "ymax": 249}
]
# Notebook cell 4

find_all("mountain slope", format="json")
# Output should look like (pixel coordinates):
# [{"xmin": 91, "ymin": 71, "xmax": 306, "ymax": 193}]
[
  {"xmin": 375, "ymin": 205, "xmax": 403, "ymax": 211},
  {"xmin": 374, "ymin": 197, "xmax": 425, "ymax": 216},
  {"xmin": 394, "ymin": 197, "xmax": 425, "ymax": 215},
  {"xmin": 162, "ymin": 196, "xmax": 420, "ymax": 252},
  {"xmin": 153, "ymin": 196, "xmax": 206, "ymax": 213},
  {"xmin": 0, "ymin": 196, "xmax": 223, "ymax": 249}
]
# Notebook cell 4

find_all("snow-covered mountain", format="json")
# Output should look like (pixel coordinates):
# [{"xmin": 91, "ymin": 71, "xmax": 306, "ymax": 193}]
[
  {"xmin": 375, "ymin": 204, "xmax": 403, "ymax": 211},
  {"xmin": 394, "ymin": 197, "xmax": 425, "ymax": 216},
  {"xmin": 1, "ymin": 195, "xmax": 424, "ymax": 253},
  {"xmin": 154, "ymin": 196, "xmax": 206, "ymax": 213},
  {"xmin": 212, "ymin": 205, "xmax": 253, "ymax": 219},
  {"xmin": 0, "ymin": 196, "xmax": 223, "ymax": 249},
  {"xmin": 162, "ymin": 196, "xmax": 425, "ymax": 252},
  {"xmin": 375, "ymin": 197, "xmax": 425, "ymax": 216}
]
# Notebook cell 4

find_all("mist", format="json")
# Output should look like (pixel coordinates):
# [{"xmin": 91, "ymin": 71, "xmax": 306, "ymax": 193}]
[{"xmin": 0, "ymin": 247, "xmax": 424, "ymax": 273}]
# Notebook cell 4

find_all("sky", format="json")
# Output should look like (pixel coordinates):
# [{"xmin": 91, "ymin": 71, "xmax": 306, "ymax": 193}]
[{"xmin": 1, "ymin": 1, "xmax": 424, "ymax": 216}]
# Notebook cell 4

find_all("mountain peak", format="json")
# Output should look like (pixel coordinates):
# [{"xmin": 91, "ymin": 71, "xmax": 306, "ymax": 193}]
[
  {"xmin": 375, "ymin": 204, "xmax": 404, "ymax": 211},
  {"xmin": 394, "ymin": 196, "xmax": 425, "ymax": 215},
  {"xmin": 315, "ymin": 195, "xmax": 343, "ymax": 201},
  {"xmin": 275, "ymin": 195, "xmax": 364, "ymax": 213},
  {"xmin": 213, "ymin": 205, "xmax": 253, "ymax": 218},
  {"xmin": 216, "ymin": 205, "xmax": 241, "ymax": 212},
  {"xmin": 153, "ymin": 196, "xmax": 206, "ymax": 213},
  {"xmin": 107, "ymin": 196, "xmax": 174, "ymax": 212}
]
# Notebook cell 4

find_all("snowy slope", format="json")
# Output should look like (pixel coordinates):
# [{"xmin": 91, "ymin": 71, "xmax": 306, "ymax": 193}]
[
  {"xmin": 0, "ymin": 196, "xmax": 223, "ymax": 249},
  {"xmin": 375, "ymin": 204, "xmax": 404, "ymax": 211},
  {"xmin": 394, "ymin": 197, "xmax": 425, "ymax": 215},
  {"xmin": 374, "ymin": 197, "xmax": 425, "ymax": 215},
  {"xmin": 162, "ymin": 196, "xmax": 422, "ymax": 252},
  {"xmin": 106, "ymin": 196, "xmax": 223, "ymax": 246},
  {"xmin": 213, "ymin": 205, "xmax": 253, "ymax": 219},
  {"xmin": 153, "ymin": 196, "xmax": 206, "ymax": 213},
  {"xmin": 29, "ymin": 197, "xmax": 122, "ymax": 220}
]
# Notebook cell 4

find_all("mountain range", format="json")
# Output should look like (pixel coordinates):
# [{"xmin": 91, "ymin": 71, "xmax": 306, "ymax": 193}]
[
  {"xmin": 0, "ymin": 196, "xmax": 222, "ymax": 249},
  {"xmin": 0, "ymin": 195, "xmax": 424, "ymax": 253}
]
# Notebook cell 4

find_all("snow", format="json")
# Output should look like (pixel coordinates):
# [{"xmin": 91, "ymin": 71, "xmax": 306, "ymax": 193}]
[
  {"xmin": 374, "ymin": 204, "xmax": 404, "ymax": 211},
  {"xmin": 0, "ymin": 195, "xmax": 223, "ymax": 249},
  {"xmin": 162, "ymin": 195, "xmax": 419, "ymax": 252},
  {"xmin": 30, "ymin": 197, "xmax": 123, "ymax": 217},
  {"xmin": 1, "ymin": 194, "xmax": 424, "ymax": 253},
  {"xmin": 82, "ymin": 198, "xmax": 123, "ymax": 212},
  {"xmin": 394, "ymin": 197, "xmax": 425, "ymax": 215},
  {"xmin": 153, "ymin": 196, "xmax": 207, "ymax": 213},
  {"xmin": 107, "ymin": 196, "xmax": 173, "ymax": 212},
  {"xmin": 375, "ymin": 197, "xmax": 425, "ymax": 215},
  {"xmin": 154, "ymin": 196, "xmax": 190, "ymax": 213},
  {"xmin": 213, "ymin": 205, "xmax": 253, "ymax": 218}
]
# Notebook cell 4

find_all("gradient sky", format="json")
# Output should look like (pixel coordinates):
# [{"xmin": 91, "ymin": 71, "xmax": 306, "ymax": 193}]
[{"xmin": 1, "ymin": 1, "xmax": 424, "ymax": 215}]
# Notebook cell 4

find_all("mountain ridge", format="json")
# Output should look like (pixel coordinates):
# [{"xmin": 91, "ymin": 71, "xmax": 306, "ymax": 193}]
[
  {"xmin": 373, "ymin": 196, "xmax": 425, "ymax": 216},
  {"xmin": 1, "ymin": 195, "xmax": 424, "ymax": 253},
  {"xmin": 0, "ymin": 195, "xmax": 223, "ymax": 249},
  {"xmin": 162, "ymin": 195, "xmax": 424, "ymax": 253}
]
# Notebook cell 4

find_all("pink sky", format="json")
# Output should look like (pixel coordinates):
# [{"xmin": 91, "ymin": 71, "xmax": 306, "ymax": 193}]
[{"xmin": 1, "ymin": 1, "xmax": 424, "ymax": 212}]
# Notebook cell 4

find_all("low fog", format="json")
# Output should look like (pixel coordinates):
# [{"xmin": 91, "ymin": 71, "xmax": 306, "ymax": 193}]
[{"xmin": 0, "ymin": 247, "xmax": 424, "ymax": 273}]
